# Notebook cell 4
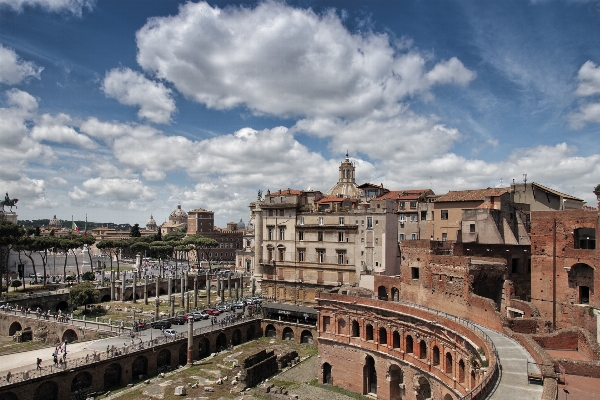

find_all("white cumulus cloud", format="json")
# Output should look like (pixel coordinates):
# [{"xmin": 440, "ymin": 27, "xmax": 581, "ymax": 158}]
[
  {"xmin": 0, "ymin": 0, "xmax": 94, "ymax": 16},
  {"xmin": 31, "ymin": 113, "xmax": 97, "ymax": 149},
  {"xmin": 0, "ymin": 44, "xmax": 43, "ymax": 85},
  {"xmin": 102, "ymin": 68, "xmax": 176, "ymax": 124}
]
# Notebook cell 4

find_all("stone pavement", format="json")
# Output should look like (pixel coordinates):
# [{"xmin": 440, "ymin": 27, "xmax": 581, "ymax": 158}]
[{"xmin": 479, "ymin": 326, "xmax": 544, "ymax": 400}]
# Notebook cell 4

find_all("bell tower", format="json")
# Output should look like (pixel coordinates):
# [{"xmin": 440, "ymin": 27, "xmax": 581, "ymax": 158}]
[{"xmin": 338, "ymin": 151, "xmax": 355, "ymax": 184}]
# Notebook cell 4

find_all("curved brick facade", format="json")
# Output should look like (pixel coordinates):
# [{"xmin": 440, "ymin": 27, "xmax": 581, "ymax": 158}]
[{"xmin": 317, "ymin": 293, "xmax": 498, "ymax": 399}]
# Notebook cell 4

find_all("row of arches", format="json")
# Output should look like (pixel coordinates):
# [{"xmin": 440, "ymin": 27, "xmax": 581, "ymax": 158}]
[
  {"xmin": 338, "ymin": 317, "xmax": 478, "ymax": 390},
  {"xmin": 8, "ymin": 321, "xmax": 79, "ymax": 343},
  {"xmin": 264, "ymin": 324, "xmax": 313, "ymax": 344}
]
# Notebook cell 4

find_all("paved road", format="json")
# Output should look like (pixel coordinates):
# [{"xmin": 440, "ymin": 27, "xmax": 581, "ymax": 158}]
[{"xmin": 478, "ymin": 326, "xmax": 543, "ymax": 400}]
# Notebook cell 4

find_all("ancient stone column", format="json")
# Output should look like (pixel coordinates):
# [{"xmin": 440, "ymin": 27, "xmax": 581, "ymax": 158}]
[
  {"xmin": 155, "ymin": 277, "xmax": 160, "ymax": 300},
  {"xmin": 168, "ymin": 277, "xmax": 172, "ymax": 299},
  {"xmin": 220, "ymin": 278, "xmax": 225, "ymax": 304},
  {"xmin": 228, "ymin": 275, "xmax": 232, "ymax": 299},
  {"xmin": 110, "ymin": 271, "xmax": 115, "ymax": 301},
  {"xmin": 170, "ymin": 295, "xmax": 175, "ymax": 317},
  {"xmin": 252, "ymin": 276, "xmax": 256, "ymax": 296},
  {"xmin": 101, "ymin": 270, "xmax": 105, "ymax": 287},
  {"xmin": 187, "ymin": 316, "xmax": 194, "ymax": 365},
  {"xmin": 193, "ymin": 275, "xmax": 198, "ymax": 309},
  {"xmin": 180, "ymin": 276, "xmax": 185, "ymax": 307},
  {"xmin": 132, "ymin": 274, "xmax": 137, "ymax": 303},
  {"xmin": 235, "ymin": 281, "xmax": 239, "ymax": 301},
  {"xmin": 207, "ymin": 274, "xmax": 211, "ymax": 306},
  {"xmin": 144, "ymin": 275, "xmax": 149, "ymax": 305},
  {"xmin": 185, "ymin": 291, "xmax": 190, "ymax": 314},
  {"xmin": 121, "ymin": 275, "xmax": 126, "ymax": 302}
]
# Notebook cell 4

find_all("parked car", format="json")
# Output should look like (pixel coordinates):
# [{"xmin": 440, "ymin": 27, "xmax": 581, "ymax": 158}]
[
  {"xmin": 163, "ymin": 328, "xmax": 177, "ymax": 338},
  {"xmin": 193, "ymin": 311, "xmax": 209, "ymax": 320},
  {"xmin": 234, "ymin": 302, "xmax": 245, "ymax": 309},
  {"xmin": 169, "ymin": 316, "xmax": 186, "ymax": 325},
  {"xmin": 204, "ymin": 308, "xmax": 220, "ymax": 316},
  {"xmin": 150, "ymin": 320, "xmax": 171, "ymax": 329},
  {"xmin": 216, "ymin": 304, "xmax": 229, "ymax": 313}
]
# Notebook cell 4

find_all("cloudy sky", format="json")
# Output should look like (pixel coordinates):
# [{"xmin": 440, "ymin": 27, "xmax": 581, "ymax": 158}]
[{"xmin": 1, "ymin": 0, "xmax": 600, "ymax": 227}]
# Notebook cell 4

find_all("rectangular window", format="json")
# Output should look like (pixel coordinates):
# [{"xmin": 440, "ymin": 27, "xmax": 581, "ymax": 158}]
[
  {"xmin": 298, "ymin": 269, "xmax": 304, "ymax": 280},
  {"xmin": 339, "ymin": 217, "xmax": 345, "ymax": 225},
  {"xmin": 300, "ymin": 216, "xmax": 305, "ymax": 225},
  {"xmin": 410, "ymin": 214, "xmax": 417, "ymax": 222},
  {"xmin": 410, "ymin": 201, "xmax": 417, "ymax": 209},
  {"xmin": 410, "ymin": 233, "xmax": 418, "ymax": 240},
  {"xmin": 442, "ymin": 233, "xmax": 448, "ymax": 242},
  {"xmin": 279, "ymin": 227, "xmax": 285, "ymax": 240},
  {"xmin": 298, "ymin": 249, "xmax": 305, "ymax": 262},
  {"xmin": 268, "ymin": 210, "xmax": 273, "ymax": 217},
  {"xmin": 298, "ymin": 231, "xmax": 304, "ymax": 241},
  {"xmin": 281, "ymin": 196, "xmax": 286, "ymax": 203},
  {"xmin": 268, "ymin": 249, "xmax": 273, "ymax": 262},
  {"xmin": 267, "ymin": 227, "xmax": 273, "ymax": 240},
  {"xmin": 270, "ymin": 197, "xmax": 274, "ymax": 203},
  {"xmin": 279, "ymin": 248, "xmax": 284, "ymax": 261},
  {"xmin": 441, "ymin": 210, "xmax": 449, "ymax": 220},
  {"xmin": 317, "ymin": 250, "xmax": 325, "ymax": 263},
  {"xmin": 399, "ymin": 215, "xmax": 406, "ymax": 222},
  {"xmin": 323, "ymin": 316, "xmax": 331, "ymax": 332},
  {"xmin": 318, "ymin": 216, "xmax": 324, "ymax": 226},
  {"xmin": 279, "ymin": 210, "xmax": 285, "ymax": 217},
  {"xmin": 411, "ymin": 267, "xmax": 420, "ymax": 280},
  {"xmin": 278, "ymin": 268, "xmax": 284, "ymax": 280},
  {"xmin": 361, "ymin": 220, "xmax": 364, "ymax": 226},
  {"xmin": 398, "ymin": 233, "xmax": 406, "ymax": 242},
  {"xmin": 511, "ymin": 258, "xmax": 519, "ymax": 274},
  {"xmin": 470, "ymin": 223, "xmax": 476, "ymax": 233},
  {"xmin": 288, "ymin": 210, "xmax": 293, "ymax": 217},
  {"xmin": 338, "ymin": 232, "xmax": 344, "ymax": 242},
  {"xmin": 421, "ymin": 211, "xmax": 427, "ymax": 220},
  {"xmin": 318, "ymin": 231, "xmax": 323, "ymax": 241},
  {"xmin": 338, "ymin": 272, "xmax": 343, "ymax": 283},
  {"xmin": 367, "ymin": 217, "xmax": 373, "ymax": 229},
  {"xmin": 399, "ymin": 201, "xmax": 405, "ymax": 209},
  {"xmin": 337, "ymin": 251, "xmax": 345, "ymax": 265},
  {"xmin": 317, "ymin": 270, "xmax": 324, "ymax": 284}
]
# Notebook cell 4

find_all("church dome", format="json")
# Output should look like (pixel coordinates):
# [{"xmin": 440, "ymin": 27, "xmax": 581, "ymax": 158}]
[
  {"xmin": 169, "ymin": 204, "xmax": 188, "ymax": 224},
  {"xmin": 237, "ymin": 218, "xmax": 245, "ymax": 229},
  {"xmin": 146, "ymin": 214, "xmax": 157, "ymax": 231},
  {"xmin": 49, "ymin": 215, "xmax": 61, "ymax": 228}
]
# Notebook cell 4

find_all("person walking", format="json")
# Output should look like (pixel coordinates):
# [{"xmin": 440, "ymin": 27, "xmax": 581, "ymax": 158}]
[
  {"xmin": 36, "ymin": 357, "xmax": 42, "ymax": 370},
  {"xmin": 6, "ymin": 371, "xmax": 11, "ymax": 382}
]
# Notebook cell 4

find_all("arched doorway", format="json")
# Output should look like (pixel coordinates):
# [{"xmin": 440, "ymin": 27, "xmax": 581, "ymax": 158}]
[
  {"xmin": 216, "ymin": 332, "xmax": 227, "ymax": 350},
  {"xmin": 443, "ymin": 394, "xmax": 454, "ymax": 400},
  {"xmin": 322, "ymin": 362, "xmax": 332, "ymax": 384},
  {"xmin": 8, "ymin": 321, "xmax": 22, "ymax": 336},
  {"xmin": 232, "ymin": 329, "xmax": 242, "ymax": 346},
  {"xmin": 282, "ymin": 327, "xmax": 294, "ymax": 341},
  {"xmin": 265, "ymin": 324, "xmax": 276, "ymax": 338},
  {"xmin": 571, "ymin": 263, "xmax": 594, "ymax": 304},
  {"xmin": 34, "ymin": 381, "xmax": 58, "ymax": 400},
  {"xmin": 62, "ymin": 329, "xmax": 78, "ymax": 343},
  {"xmin": 389, "ymin": 364, "xmax": 403, "ymax": 400},
  {"xmin": 415, "ymin": 376, "xmax": 431, "ymax": 400},
  {"xmin": 364, "ymin": 356, "xmax": 377, "ymax": 395},
  {"xmin": 301, "ymin": 330, "xmax": 313, "ymax": 344},
  {"xmin": 132, "ymin": 356, "xmax": 148, "ymax": 381},
  {"xmin": 157, "ymin": 349, "xmax": 171, "ymax": 372},
  {"xmin": 377, "ymin": 286, "xmax": 388, "ymax": 301},
  {"xmin": 56, "ymin": 301, "xmax": 69, "ymax": 312},
  {"xmin": 198, "ymin": 337, "xmax": 210, "ymax": 358},
  {"xmin": 71, "ymin": 371, "xmax": 93, "ymax": 398},
  {"xmin": 103, "ymin": 363, "xmax": 122, "ymax": 390},
  {"xmin": 391, "ymin": 287, "xmax": 400, "ymax": 301},
  {"xmin": 246, "ymin": 325, "xmax": 256, "ymax": 341},
  {"xmin": 178, "ymin": 343, "xmax": 188, "ymax": 366}
]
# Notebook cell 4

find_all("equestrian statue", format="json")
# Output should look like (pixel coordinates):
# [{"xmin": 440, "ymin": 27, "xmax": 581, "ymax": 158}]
[{"xmin": 1, "ymin": 193, "xmax": 18, "ymax": 212}]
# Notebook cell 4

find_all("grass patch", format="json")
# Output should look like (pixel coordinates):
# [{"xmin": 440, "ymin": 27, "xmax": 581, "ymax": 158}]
[
  {"xmin": 268, "ymin": 378, "xmax": 299, "ymax": 389},
  {"xmin": 309, "ymin": 381, "xmax": 372, "ymax": 399}
]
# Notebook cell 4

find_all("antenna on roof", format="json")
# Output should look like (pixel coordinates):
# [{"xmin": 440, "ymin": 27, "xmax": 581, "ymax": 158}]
[
  {"xmin": 523, "ymin": 174, "xmax": 527, "ymax": 184},
  {"xmin": 500, "ymin": 178, "xmax": 503, "ymax": 187}
]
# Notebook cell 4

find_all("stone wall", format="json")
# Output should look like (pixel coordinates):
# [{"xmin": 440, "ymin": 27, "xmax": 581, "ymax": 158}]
[{"xmin": 239, "ymin": 349, "xmax": 278, "ymax": 389}]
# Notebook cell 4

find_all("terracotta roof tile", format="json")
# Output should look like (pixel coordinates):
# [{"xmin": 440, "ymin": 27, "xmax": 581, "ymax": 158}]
[
  {"xmin": 436, "ymin": 187, "xmax": 509, "ymax": 202},
  {"xmin": 374, "ymin": 189, "xmax": 433, "ymax": 200}
]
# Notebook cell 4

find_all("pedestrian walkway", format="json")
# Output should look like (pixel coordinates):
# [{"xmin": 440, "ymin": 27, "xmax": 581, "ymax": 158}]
[{"xmin": 478, "ymin": 326, "xmax": 543, "ymax": 400}]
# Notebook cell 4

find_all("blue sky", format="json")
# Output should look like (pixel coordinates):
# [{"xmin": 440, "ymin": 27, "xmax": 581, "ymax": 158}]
[{"xmin": 1, "ymin": 0, "xmax": 600, "ymax": 228}]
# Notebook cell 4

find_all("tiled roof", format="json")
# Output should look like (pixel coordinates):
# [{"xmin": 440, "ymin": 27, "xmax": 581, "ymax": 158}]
[
  {"xmin": 436, "ymin": 187, "xmax": 510, "ymax": 202},
  {"xmin": 316, "ymin": 196, "xmax": 346, "ymax": 204},
  {"xmin": 532, "ymin": 182, "xmax": 583, "ymax": 201},
  {"xmin": 374, "ymin": 189, "xmax": 433, "ymax": 200}
]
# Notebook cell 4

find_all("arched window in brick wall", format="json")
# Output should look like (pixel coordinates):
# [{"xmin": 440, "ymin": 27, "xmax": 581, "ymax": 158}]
[
  {"xmin": 351, "ymin": 320, "xmax": 360, "ymax": 337},
  {"xmin": 445, "ymin": 352, "xmax": 453, "ymax": 374},
  {"xmin": 419, "ymin": 340, "xmax": 427, "ymax": 359},
  {"xmin": 458, "ymin": 359, "xmax": 465, "ymax": 383},
  {"xmin": 379, "ymin": 327, "xmax": 387, "ymax": 345},
  {"xmin": 337, "ymin": 318, "xmax": 346, "ymax": 334},
  {"xmin": 406, "ymin": 335, "xmax": 414, "ymax": 353},
  {"xmin": 366, "ymin": 324, "xmax": 374, "ymax": 341},
  {"xmin": 392, "ymin": 331, "xmax": 400, "ymax": 348},
  {"xmin": 432, "ymin": 346, "xmax": 440, "ymax": 366}
]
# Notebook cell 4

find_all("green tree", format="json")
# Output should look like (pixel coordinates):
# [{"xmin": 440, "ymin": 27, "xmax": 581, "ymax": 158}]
[
  {"xmin": 81, "ymin": 271, "xmax": 95, "ymax": 281},
  {"xmin": 0, "ymin": 220, "xmax": 25, "ymax": 297},
  {"xmin": 10, "ymin": 279, "xmax": 21, "ymax": 292},
  {"xmin": 69, "ymin": 282, "xmax": 98, "ymax": 309},
  {"xmin": 182, "ymin": 235, "xmax": 219, "ymax": 271},
  {"xmin": 130, "ymin": 223, "xmax": 141, "ymax": 238}
]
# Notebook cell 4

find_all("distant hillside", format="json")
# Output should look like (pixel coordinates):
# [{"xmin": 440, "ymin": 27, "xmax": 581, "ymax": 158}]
[{"xmin": 18, "ymin": 219, "xmax": 133, "ymax": 231}]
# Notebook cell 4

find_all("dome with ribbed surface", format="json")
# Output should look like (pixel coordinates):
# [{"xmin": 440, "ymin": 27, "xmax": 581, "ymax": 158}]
[
  {"xmin": 169, "ymin": 204, "xmax": 188, "ymax": 224},
  {"xmin": 49, "ymin": 215, "xmax": 61, "ymax": 228},
  {"xmin": 146, "ymin": 214, "xmax": 157, "ymax": 231}
]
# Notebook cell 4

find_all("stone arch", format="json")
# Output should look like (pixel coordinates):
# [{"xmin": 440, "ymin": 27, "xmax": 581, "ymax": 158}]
[
  {"xmin": 246, "ymin": 325, "xmax": 256, "ymax": 341},
  {"xmin": 232, "ymin": 329, "xmax": 242, "ymax": 346},
  {"xmin": 415, "ymin": 375, "xmax": 431, "ymax": 400},
  {"xmin": 8, "ymin": 321, "xmax": 22, "ymax": 336},
  {"xmin": 392, "ymin": 331, "xmax": 400, "ymax": 348},
  {"xmin": 103, "ymin": 363, "xmax": 122, "ymax": 390},
  {"xmin": 571, "ymin": 263, "xmax": 594, "ymax": 304},
  {"xmin": 443, "ymin": 394, "xmax": 453, "ymax": 400},
  {"xmin": 178, "ymin": 343, "xmax": 187, "ymax": 366},
  {"xmin": 337, "ymin": 318, "xmax": 346, "ymax": 334},
  {"xmin": 0, "ymin": 392, "xmax": 18, "ymax": 400},
  {"xmin": 377, "ymin": 285, "xmax": 388, "ymax": 301},
  {"xmin": 56, "ymin": 301, "xmax": 69, "ymax": 312},
  {"xmin": 71, "ymin": 371, "xmax": 92, "ymax": 398},
  {"xmin": 406, "ymin": 335, "xmax": 414, "ymax": 353},
  {"xmin": 301, "ymin": 330, "xmax": 313, "ymax": 344},
  {"xmin": 265, "ymin": 324, "xmax": 276, "ymax": 338},
  {"xmin": 391, "ymin": 286, "xmax": 400, "ymax": 301},
  {"xmin": 282, "ymin": 327, "xmax": 294, "ymax": 341},
  {"xmin": 216, "ymin": 332, "xmax": 227, "ymax": 350},
  {"xmin": 322, "ymin": 362, "xmax": 332, "ymax": 384},
  {"xmin": 389, "ymin": 364, "xmax": 403, "ymax": 400},
  {"xmin": 157, "ymin": 349, "xmax": 171, "ymax": 372},
  {"xmin": 131, "ymin": 355, "xmax": 148, "ymax": 381},
  {"xmin": 100, "ymin": 294, "xmax": 111, "ymax": 302},
  {"xmin": 419, "ymin": 340, "xmax": 427, "ymax": 359},
  {"xmin": 379, "ymin": 327, "xmax": 387, "ymax": 345},
  {"xmin": 364, "ymin": 355, "xmax": 377, "ymax": 395},
  {"xmin": 365, "ymin": 324, "xmax": 374, "ymax": 341},
  {"xmin": 34, "ymin": 381, "xmax": 58, "ymax": 400},
  {"xmin": 445, "ymin": 352, "xmax": 453, "ymax": 374},
  {"xmin": 351, "ymin": 320, "xmax": 360, "ymax": 337},
  {"xmin": 458, "ymin": 359, "xmax": 466, "ymax": 383},
  {"xmin": 432, "ymin": 345, "xmax": 440, "ymax": 366},
  {"xmin": 62, "ymin": 328, "xmax": 78, "ymax": 343},
  {"xmin": 198, "ymin": 337, "xmax": 210, "ymax": 358}
]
